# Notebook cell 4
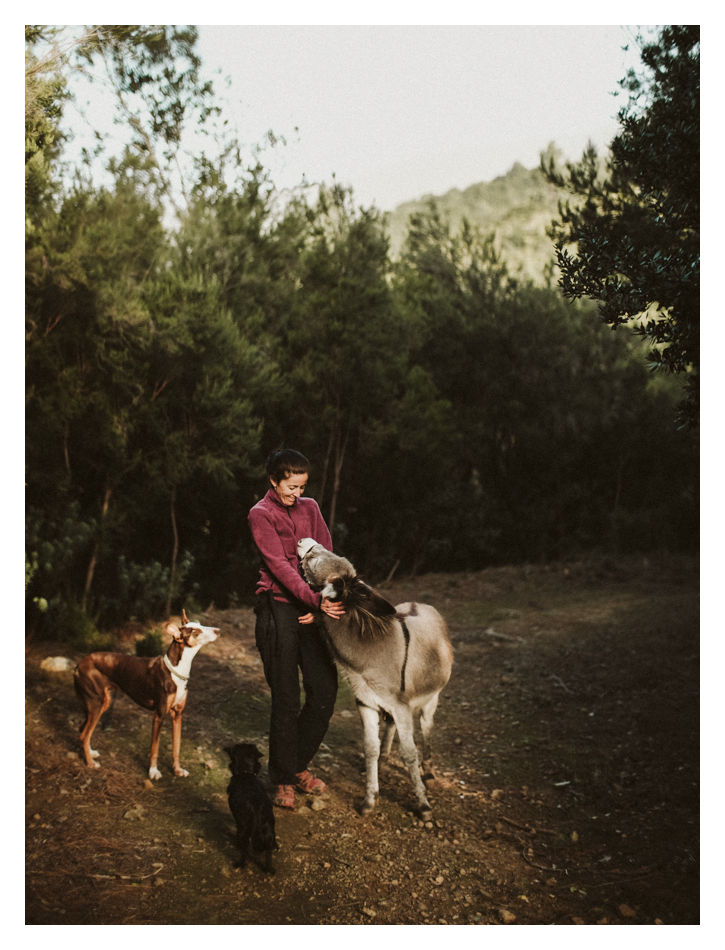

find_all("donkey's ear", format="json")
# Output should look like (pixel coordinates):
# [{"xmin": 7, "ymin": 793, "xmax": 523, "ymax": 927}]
[{"xmin": 353, "ymin": 578, "xmax": 396, "ymax": 617}]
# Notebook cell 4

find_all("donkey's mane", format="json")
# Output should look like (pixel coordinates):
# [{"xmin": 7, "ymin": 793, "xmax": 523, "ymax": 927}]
[
  {"xmin": 340, "ymin": 574, "xmax": 395, "ymax": 641},
  {"xmin": 346, "ymin": 603, "xmax": 394, "ymax": 641}
]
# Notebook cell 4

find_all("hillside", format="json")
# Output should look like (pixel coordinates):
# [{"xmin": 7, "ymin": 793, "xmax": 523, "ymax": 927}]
[{"xmin": 387, "ymin": 160, "xmax": 564, "ymax": 284}]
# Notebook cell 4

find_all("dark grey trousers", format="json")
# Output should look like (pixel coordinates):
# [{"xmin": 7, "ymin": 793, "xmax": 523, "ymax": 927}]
[{"xmin": 254, "ymin": 594, "xmax": 338, "ymax": 785}]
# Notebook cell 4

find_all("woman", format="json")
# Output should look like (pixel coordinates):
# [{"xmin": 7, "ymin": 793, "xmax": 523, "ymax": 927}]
[{"xmin": 248, "ymin": 449, "xmax": 343, "ymax": 809}]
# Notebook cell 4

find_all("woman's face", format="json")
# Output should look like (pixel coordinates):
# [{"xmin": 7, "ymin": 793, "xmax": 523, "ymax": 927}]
[{"xmin": 271, "ymin": 472, "xmax": 309, "ymax": 507}]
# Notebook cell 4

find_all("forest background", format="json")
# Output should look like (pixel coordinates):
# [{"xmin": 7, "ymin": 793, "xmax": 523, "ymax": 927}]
[{"xmin": 24, "ymin": 25, "xmax": 699, "ymax": 643}]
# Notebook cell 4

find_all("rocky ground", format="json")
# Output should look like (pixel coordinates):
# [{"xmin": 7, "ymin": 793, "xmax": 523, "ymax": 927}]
[{"xmin": 25, "ymin": 554, "xmax": 699, "ymax": 926}]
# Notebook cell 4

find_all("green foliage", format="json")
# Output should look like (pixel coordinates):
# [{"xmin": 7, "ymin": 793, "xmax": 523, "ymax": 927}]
[
  {"xmin": 25, "ymin": 26, "xmax": 68, "ymax": 228},
  {"xmin": 25, "ymin": 551, "xmax": 48, "ymax": 616},
  {"xmin": 24, "ymin": 25, "xmax": 698, "ymax": 635},
  {"xmin": 135, "ymin": 628, "xmax": 165, "ymax": 657},
  {"xmin": 50, "ymin": 600, "xmax": 111, "ymax": 651},
  {"xmin": 112, "ymin": 552, "xmax": 196, "ymax": 622},
  {"xmin": 542, "ymin": 26, "xmax": 699, "ymax": 426}
]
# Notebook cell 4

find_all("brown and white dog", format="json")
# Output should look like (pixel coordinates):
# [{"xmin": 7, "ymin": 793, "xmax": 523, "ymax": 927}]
[{"xmin": 74, "ymin": 610, "xmax": 219, "ymax": 779}]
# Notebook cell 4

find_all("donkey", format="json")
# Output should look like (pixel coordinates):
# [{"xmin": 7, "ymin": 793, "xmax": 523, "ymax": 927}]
[{"xmin": 297, "ymin": 538, "xmax": 453, "ymax": 819}]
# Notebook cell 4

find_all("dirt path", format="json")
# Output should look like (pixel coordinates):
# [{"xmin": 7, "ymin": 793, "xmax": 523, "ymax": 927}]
[{"xmin": 26, "ymin": 555, "xmax": 699, "ymax": 925}]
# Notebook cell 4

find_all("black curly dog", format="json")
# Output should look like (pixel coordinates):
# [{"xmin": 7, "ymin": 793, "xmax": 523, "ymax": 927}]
[{"xmin": 225, "ymin": 743, "xmax": 278, "ymax": 873}]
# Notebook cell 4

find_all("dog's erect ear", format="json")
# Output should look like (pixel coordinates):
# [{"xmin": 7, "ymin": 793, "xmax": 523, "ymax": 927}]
[
  {"xmin": 181, "ymin": 608, "xmax": 190, "ymax": 626},
  {"xmin": 165, "ymin": 621, "xmax": 183, "ymax": 642}
]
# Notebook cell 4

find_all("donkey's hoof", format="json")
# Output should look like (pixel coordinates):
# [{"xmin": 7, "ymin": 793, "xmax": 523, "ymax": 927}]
[
  {"xmin": 418, "ymin": 805, "xmax": 433, "ymax": 822},
  {"xmin": 359, "ymin": 799, "xmax": 376, "ymax": 816}
]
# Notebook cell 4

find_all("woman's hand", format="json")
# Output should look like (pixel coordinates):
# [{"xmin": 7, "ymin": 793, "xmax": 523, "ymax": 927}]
[
  {"xmin": 297, "ymin": 600, "xmax": 345, "ymax": 623},
  {"xmin": 320, "ymin": 597, "xmax": 345, "ymax": 620}
]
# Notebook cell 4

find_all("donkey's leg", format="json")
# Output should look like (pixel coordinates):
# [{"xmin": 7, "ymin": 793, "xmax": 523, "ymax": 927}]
[
  {"xmin": 419, "ymin": 692, "xmax": 441, "ymax": 781},
  {"xmin": 392, "ymin": 706, "xmax": 432, "ymax": 819},
  {"xmin": 356, "ymin": 703, "xmax": 381, "ymax": 815},
  {"xmin": 381, "ymin": 711, "xmax": 397, "ymax": 759}
]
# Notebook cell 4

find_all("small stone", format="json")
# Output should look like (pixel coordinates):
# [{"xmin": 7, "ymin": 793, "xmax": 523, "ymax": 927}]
[
  {"xmin": 434, "ymin": 875, "xmax": 444, "ymax": 885},
  {"xmin": 40, "ymin": 656, "xmax": 75, "ymax": 673},
  {"xmin": 618, "ymin": 903, "xmax": 637, "ymax": 919},
  {"xmin": 490, "ymin": 789, "xmax": 504, "ymax": 801},
  {"xmin": 498, "ymin": 908, "xmax": 516, "ymax": 924},
  {"xmin": 362, "ymin": 906, "xmax": 376, "ymax": 918},
  {"xmin": 309, "ymin": 797, "xmax": 327, "ymax": 811}
]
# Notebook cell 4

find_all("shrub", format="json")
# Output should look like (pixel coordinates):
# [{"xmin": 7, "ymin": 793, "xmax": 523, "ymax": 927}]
[{"xmin": 135, "ymin": 627, "xmax": 165, "ymax": 657}]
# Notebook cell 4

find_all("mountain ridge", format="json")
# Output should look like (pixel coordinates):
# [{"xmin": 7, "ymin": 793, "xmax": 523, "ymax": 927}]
[{"xmin": 386, "ymin": 159, "xmax": 564, "ymax": 284}]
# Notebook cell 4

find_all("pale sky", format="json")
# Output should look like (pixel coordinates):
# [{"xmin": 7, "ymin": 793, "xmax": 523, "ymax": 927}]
[
  {"xmin": 195, "ymin": 23, "xmax": 647, "ymax": 210},
  {"xmin": 53, "ymin": 16, "xmax": 653, "ymax": 212}
]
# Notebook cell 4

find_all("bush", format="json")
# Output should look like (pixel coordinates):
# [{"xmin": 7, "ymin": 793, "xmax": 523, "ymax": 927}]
[
  {"xmin": 47, "ymin": 599, "xmax": 113, "ymax": 651},
  {"xmin": 135, "ymin": 627, "xmax": 165, "ymax": 657}
]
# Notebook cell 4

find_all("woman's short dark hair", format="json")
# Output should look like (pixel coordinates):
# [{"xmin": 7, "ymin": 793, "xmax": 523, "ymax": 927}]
[{"xmin": 266, "ymin": 449, "xmax": 310, "ymax": 483}]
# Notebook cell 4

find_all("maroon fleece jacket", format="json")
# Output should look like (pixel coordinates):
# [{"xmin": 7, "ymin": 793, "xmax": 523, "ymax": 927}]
[{"xmin": 248, "ymin": 488, "xmax": 333, "ymax": 609}]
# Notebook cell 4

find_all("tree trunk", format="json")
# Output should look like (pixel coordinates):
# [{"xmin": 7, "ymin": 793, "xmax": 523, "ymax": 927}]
[
  {"xmin": 327, "ymin": 419, "xmax": 350, "ymax": 537},
  {"xmin": 319, "ymin": 426, "xmax": 335, "ymax": 512},
  {"xmin": 166, "ymin": 485, "xmax": 179, "ymax": 616},
  {"xmin": 63, "ymin": 422, "xmax": 71, "ymax": 474},
  {"xmin": 82, "ymin": 484, "xmax": 112, "ymax": 611}
]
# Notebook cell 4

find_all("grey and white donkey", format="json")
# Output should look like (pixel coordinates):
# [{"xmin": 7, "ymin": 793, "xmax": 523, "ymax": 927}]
[{"xmin": 297, "ymin": 538, "xmax": 453, "ymax": 819}]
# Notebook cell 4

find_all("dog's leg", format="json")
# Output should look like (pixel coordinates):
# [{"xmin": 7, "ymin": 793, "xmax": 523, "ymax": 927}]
[
  {"xmin": 100, "ymin": 691, "xmax": 118, "ymax": 731},
  {"xmin": 170, "ymin": 706, "xmax": 188, "ymax": 777},
  {"xmin": 79, "ymin": 686, "xmax": 113, "ymax": 768},
  {"xmin": 148, "ymin": 713, "xmax": 165, "ymax": 780},
  {"xmin": 234, "ymin": 832, "xmax": 249, "ymax": 869}
]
